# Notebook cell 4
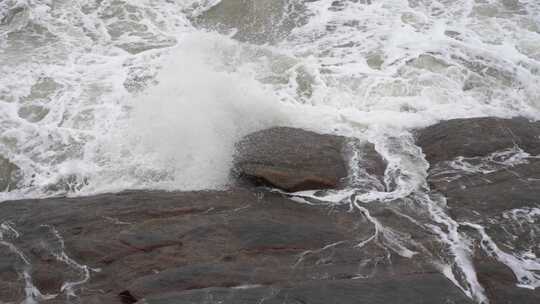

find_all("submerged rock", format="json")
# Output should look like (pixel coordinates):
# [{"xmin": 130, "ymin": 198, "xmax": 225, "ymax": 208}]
[
  {"xmin": 0, "ymin": 155, "xmax": 20, "ymax": 191},
  {"xmin": 193, "ymin": 0, "xmax": 308, "ymax": 44},
  {"xmin": 233, "ymin": 127, "xmax": 385, "ymax": 192}
]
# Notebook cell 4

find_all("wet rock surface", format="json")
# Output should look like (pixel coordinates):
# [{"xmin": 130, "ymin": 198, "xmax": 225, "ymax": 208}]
[
  {"xmin": 417, "ymin": 117, "xmax": 540, "ymax": 303},
  {"xmin": 418, "ymin": 117, "xmax": 540, "ymax": 223},
  {"xmin": 0, "ymin": 188, "xmax": 470, "ymax": 304},
  {"xmin": 233, "ymin": 126, "xmax": 384, "ymax": 192},
  {"xmin": 416, "ymin": 117, "xmax": 540, "ymax": 164},
  {"xmin": 2, "ymin": 118, "xmax": 540, "ymax": 303},
  {"xmin": 192, "ymin": 0, "xmax": 308, "ymax": 44},
  {"xmin": 139, "ymin": 275, "xmax": 471, "ymax": 304}
]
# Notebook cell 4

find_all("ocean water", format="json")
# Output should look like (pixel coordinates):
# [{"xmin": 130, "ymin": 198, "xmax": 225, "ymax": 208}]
[
  {"xmin": 1, "ymin": 0, "xmax": 540, "ymax": 302},
  {"xmin": 1, "ymin": 0, "xmax": 539, "ymax": 200}
]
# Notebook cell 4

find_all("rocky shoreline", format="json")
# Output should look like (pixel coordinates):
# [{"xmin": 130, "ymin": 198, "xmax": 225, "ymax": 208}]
[{"xmin": 1, "ymin": 117, "xmax": 540, "ymax": 304}]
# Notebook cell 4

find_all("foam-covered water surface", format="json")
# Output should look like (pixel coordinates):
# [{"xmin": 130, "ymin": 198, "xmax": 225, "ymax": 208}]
[{"xmin": 1, "ymin": 0, "xmax": 539, "ymax": 199}]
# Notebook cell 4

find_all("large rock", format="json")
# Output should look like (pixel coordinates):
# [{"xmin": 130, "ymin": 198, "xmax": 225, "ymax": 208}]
[
  {"xmin": 416, "ymin": 116, "xmax": 540, "ymax": 303},
  {"xmin": 0, "ymin": 187, "xmax": 468, "ymax": 304},
  {"xmin": 138, "ymin": 275, "xmax": 472, "ymax": 304},
  {"xmin": 417, "ymin": 116, "xmax": 540, "ymax": 220},
  {"xmin": 416, "ymin": 117, "xmax": 540, "ymax": 164},
  {"xmin": 5, "ymin": 120, "xmax": 540, "ymax": 304},
  {"xmin": 233, "ymin": 127, "xmax": 385, "ymax": 192}
]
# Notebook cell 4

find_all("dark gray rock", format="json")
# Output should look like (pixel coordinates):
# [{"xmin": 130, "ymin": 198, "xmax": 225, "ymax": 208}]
[
  {"xmin": 138, "ymin": 274, "xmax": 473, "ymax": 304},
  {"xmin": 126, "ymin": 263, "xmax": 261, "ymax": 299},
  {"xmin": 118, "ymin": 230, "xmax": 181, "ymax": 252},
  {"xmin": 233, "ymin": 127, "xmax": 348, "ymax": 191},
  {"xmin": 0, "ymin": 187, "xmax": 457, "ymax": 304},
  {"xmin": 421, "ymin": 117, "xmax": 540, "ymax": 225},
  {"xmin": 228, "ymin": 218, "xmax": 346, "ymax": 252},
  {"xmin": 418, "ymin": 117, "xmax": 540, "ymax": 304},
  {"xmin": 474, "ymin": 256, "xmax": 540, "ymax": 304},
  {"xmin": 416, "ymin": 117, "xmax": 540, "ymax": 164},
  {"xmin": 426, "ymin": 158, "xmax": 540, "ymax": 303},
  {"xmin": 0, "ymin": 280, "xmax": 24, "ymax": 303},
  {"xmin": 233, "ymin": 127, "xmax": 385, "ymax": 192},
  {"xmin": 430, "ymin": 159, "xmax": 540, "ymax": 220},
  {"xmin": 7, "ymin": 120, "xmax": 540, "ymax": 304}
]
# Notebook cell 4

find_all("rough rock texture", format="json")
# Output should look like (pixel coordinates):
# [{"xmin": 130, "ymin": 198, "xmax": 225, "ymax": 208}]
[
  {"xmin": 417, "ymin": 116, "xmax": 540, "ymax": 303},
  {"xmin": 3, "ymin": 119, "xmax": 540, "ymax": 304},
  {"xmin": 233, "ymin": 127, "xmax": 385, "ymax": 192},
  {"xmin": 430, "ymin": 159, "xmax": 540, "ymax": 221},
  {"xmin": 416, "ymin": 117, "xmax": 540, "ymax": 164},
  {"xmin": 417, "ymin": 117, "xmax": 540, "ymax": 221},
  {"xmin": 0, "ymin": 189, "xmax": 470, "ymax": 304},
  {"xmin": 474, "ymin": 256, "xmax": 540, "ymax": 304},
  {"xmin": 139, "ymin": 276, "xmax": 470, "ymax": 304}
]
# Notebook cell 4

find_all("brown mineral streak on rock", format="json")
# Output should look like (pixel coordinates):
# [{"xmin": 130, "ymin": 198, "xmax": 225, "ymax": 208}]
[{"xmin": 244, "ymin": 164, "xmax": 338, "ymax": 191}]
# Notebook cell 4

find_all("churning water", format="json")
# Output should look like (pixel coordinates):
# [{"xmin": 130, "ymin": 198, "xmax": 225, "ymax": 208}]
[{"xmin": 1, "ymin": 0, "xmax": 539, "ymax": 200}]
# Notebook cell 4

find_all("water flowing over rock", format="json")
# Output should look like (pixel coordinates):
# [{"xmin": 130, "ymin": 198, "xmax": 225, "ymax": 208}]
[
  {"xmin": 417, "ymin": 117, "xmax": 540, "ymax": 303},
  {"xmin": 0, "ymin": 188, "xmax": 472, "ymax": 304},
  {"xmin": 417, "ymin": 117, "xmax": 540, "ymax": 221},
  {"xmin": 1, "ymin": 119, "xmax": 540, "ymax": 303}
]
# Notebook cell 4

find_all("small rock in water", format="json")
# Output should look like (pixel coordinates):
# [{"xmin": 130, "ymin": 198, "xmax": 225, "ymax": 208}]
[
  {"xmin": 193, "ymin": 0, "xmax": 308, "ymax": 44},
  {"xmin": 0, "ymin": 155, "xmax": 20, "ymax": 192}
]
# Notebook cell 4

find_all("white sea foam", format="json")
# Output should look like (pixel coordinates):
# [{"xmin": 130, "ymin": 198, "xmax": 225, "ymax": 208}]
[{"xmin": 1, "ymin": 0, "xmax": 540, "ymax": 200}]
